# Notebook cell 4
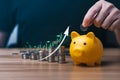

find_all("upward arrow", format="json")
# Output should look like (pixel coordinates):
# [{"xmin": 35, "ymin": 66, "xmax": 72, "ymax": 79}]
[
  {"xmin": 40, "ymin": 26, "xmax": 70, "ymax": 61},
  {"xmin": 64, "ymin": 26, "xmax": 69, "ymax": 36}
]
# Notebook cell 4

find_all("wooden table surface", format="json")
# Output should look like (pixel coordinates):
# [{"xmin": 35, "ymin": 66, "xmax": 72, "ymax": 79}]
[{"xmin": 0, "ymin": 48, "xmax": 120, "ymax": 80}]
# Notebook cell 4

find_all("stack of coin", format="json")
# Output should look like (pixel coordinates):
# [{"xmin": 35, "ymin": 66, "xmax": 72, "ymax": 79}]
[
  {"xmin": 38, "ymin": 50, "xmax": 46, "ymax": 61},
  {"xmin": 21, "ymin": 51, "xmax": 30, "ymax": 59},
  {"xmin": 58, "ymin": 46, "xmax": 65, "ymax": 64},
  {"xmin": 48, "ymin": 48, "xmax": 55, "ymax": 62},
  {"xmin": 30, "ymin": 50, "xmax": 39, "ymax": 60},
  {"xmin": 44, "ymin": 48, "xmax": 49, "ymax": 61}
]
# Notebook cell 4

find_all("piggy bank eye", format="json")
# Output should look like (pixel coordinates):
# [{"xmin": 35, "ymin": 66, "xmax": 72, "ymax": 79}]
[
  {"xmin": 83, "ymin": 42, "xmax": 87, "ymax": 45},
  {"xmin": 73, "ymin": 42, "xmax": 76, "ymax": 44}
]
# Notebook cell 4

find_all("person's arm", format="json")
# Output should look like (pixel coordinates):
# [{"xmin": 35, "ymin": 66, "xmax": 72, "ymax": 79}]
[
  {"xmin": 0, "ymin": 31, "xmax": 10, "ymax": 47},
  {"xmin": 82, "ymin": 0, "xmax": 120, "ymax": 45},
  {"xmin": 0, "ymin": 1, "xmax": 16, "ymax": 48}
]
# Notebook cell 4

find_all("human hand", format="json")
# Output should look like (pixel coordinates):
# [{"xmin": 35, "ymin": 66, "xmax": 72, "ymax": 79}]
[{"xmin": 82, "ymin": 0, "xmax": 120, "ymax": 31}]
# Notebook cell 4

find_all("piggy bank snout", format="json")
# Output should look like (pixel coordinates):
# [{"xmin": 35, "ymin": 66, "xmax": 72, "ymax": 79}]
[
  {"xmin": 73, "ymin": 49, "xmax": 84, "ymax": 58},
  {"xmin": 74, "ymin": 49, "xmax": 84, "ymax": 53},
  {"xmin": 73, "ymin": 48, "xmax": 85, "ymax": 57}
]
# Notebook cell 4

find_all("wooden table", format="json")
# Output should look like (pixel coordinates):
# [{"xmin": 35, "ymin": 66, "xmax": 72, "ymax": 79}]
[{"xmin": 0, "ymin": 48, "xmax": 120, "ymax": 80}]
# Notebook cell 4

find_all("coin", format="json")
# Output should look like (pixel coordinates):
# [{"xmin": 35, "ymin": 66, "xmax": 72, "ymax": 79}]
[{"xmin": 80, "ymin": 25, "xmax": 88, "ymax": 31}]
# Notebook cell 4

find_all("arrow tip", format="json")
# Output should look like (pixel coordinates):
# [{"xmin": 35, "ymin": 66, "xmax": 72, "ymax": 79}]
[{"xmin": 64, "ymin": 26, "xmax": 70, "ymax": 36}]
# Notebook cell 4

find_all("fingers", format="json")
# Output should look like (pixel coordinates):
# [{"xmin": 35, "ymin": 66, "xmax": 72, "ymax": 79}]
[
  {"xmin": 108, "ymin": 17, "xmax": 120, "ymax": 31},
  {"xmin": 82, "ymin": 0, "xmax": 120, "ymax": 32},
  {"xmin": 93, "ymin": 1, "xmax": 112, "ymax": 28},
  {"xmin": 101, "ymin": 8, "xmax": 120, "ymax": 30},
  {"xmin": 82, "ymin": 1, "xmax": 102, "ymax": 27}
]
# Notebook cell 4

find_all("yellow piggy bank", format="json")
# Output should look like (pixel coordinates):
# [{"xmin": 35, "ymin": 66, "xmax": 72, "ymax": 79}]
[{"xmin": 70, "ymin": 31, "xmax": 103, "ymax": 66}]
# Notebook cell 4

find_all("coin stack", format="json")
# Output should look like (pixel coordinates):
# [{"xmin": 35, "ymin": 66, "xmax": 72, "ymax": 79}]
[
  {"xmin": 58, "ymin": 46, "xmax": 66, "ymax": 64},
  {"xmin": 20, "ymin": 50, "xmax": 29, "ymax": 59},
  {"xmin": 39, "ymin": 49, "xmax": 46, "ymax": 61},
  {"xmin": 22, "ymin": 53, "xmax": 29, "ymax": 59},
  {"xmin": 20, "ymin": 32, "xmax": 67, "ymax": 64},
  {"xmin": 48, "ymin": 44, "xmax": 55, "ymax": 62},
  {"xmin": 30, "ymin": 50, "xmax": 39, "ymax": 60}
]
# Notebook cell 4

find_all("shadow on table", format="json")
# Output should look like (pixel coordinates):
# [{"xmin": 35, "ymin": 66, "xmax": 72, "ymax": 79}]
[{"xmin": 101, "ymin": 60, "xmax": 120, "ymax": 67}]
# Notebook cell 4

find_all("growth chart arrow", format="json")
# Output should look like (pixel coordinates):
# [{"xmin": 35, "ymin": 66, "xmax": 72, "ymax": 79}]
[{"xmin": 40, "ymin": 26, "xmax": 69, "ymax": 61}]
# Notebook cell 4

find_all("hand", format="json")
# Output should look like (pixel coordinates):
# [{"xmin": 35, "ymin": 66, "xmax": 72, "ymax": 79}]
[{"xmin": 82, "ymin": 0, "xmax": 120, "ymax": 31}]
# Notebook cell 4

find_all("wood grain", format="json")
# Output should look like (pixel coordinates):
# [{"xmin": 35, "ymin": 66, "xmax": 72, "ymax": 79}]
[{"xmin": 0, "ymin": 48, "xmax": 120, "ymax": 80}]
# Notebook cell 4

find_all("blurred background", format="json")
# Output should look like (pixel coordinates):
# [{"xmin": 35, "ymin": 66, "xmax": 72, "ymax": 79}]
[{"xmin": 1, "ymin": 0, "xmax": 119, "ymax": 48}]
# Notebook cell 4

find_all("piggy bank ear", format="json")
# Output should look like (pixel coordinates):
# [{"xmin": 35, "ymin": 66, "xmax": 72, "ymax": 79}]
[
  {"xmin": 86, "ymin": 32, "xmax": 95, "ymax": 39},
  {"xmin": 71, "ymin": 31, "xmax": 80, "ymax": 39}
]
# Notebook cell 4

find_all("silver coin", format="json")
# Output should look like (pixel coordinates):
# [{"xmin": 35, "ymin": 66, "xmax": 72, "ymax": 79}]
[
  {"xmin": 80, "ymin": 25, "xmax": 88, "ymax": 31},
  {"xmin": 22, "ymin": 53, "xmax": 29, "ymax": 59}
]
